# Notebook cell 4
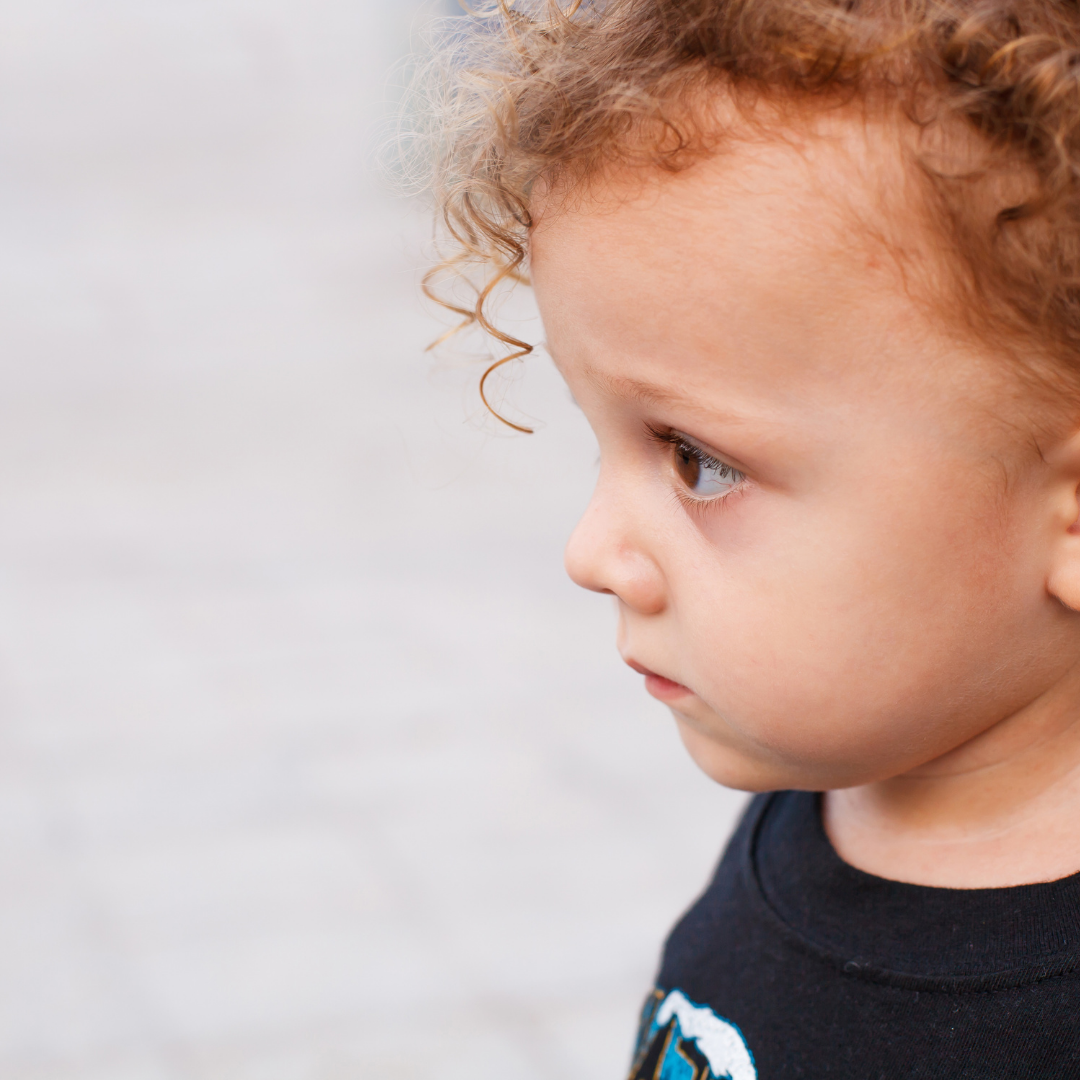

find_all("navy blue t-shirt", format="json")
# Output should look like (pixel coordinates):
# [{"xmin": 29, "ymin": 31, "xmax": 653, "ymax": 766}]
[{"xmin": 629, "ymin": 790, "xmax": 1080, "ymax": 1079}]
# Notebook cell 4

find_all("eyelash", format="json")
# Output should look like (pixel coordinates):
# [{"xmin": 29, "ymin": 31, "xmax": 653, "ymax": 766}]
[{"xmin": 645, "ymin": 424, "xmax": 746, "ymax": 507}]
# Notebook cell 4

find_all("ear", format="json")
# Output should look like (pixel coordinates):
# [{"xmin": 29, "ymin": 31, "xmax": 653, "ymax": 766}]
[{"xmin": 1045, "ymin": 433, "xmax": 1080, "ymax": 612}]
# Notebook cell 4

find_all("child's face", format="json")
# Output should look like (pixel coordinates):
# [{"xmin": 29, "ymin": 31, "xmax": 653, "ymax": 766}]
[{"xmin": 530, "ymin": 120, "xmax": 1080, "ymax": 792}]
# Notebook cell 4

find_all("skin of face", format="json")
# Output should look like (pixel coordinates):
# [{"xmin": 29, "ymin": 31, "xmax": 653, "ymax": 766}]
[{"xmin": 528, "ymin": 109, "xmax": 1080, "ymax": 885}]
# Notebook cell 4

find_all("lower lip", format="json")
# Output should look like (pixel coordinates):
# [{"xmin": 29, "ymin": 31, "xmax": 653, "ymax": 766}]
[{"xmin": 644, "ymin": 672, "xmax": 693, "ymax": 701}]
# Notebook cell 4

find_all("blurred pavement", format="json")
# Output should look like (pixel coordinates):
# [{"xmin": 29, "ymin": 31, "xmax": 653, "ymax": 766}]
[{"xmin": 0, "ymin": 3, "xmax": 747, "ymax": 1078}]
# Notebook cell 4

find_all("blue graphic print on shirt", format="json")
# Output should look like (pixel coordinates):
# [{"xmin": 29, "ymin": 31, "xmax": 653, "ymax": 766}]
[{"xmin": 629, "ymin": 988, "xmax": 757, "ymax": 1080}]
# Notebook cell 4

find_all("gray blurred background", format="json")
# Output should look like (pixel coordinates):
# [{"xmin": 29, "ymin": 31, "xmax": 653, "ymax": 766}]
[{"xmin": 0, "ymin": 3, "xmax": 746, "ymax": 1078}]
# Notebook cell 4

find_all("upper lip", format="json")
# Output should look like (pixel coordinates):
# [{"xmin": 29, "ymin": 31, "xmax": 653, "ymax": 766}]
[{"xmin": 624, "ymin": 657, "xmax": 686, "ymax": 686}]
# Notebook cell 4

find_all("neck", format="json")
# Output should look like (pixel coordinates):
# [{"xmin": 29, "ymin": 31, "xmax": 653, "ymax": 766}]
[{"xmin": 824, "ymin": 663, "xmax": 1080, "ymax": 888}]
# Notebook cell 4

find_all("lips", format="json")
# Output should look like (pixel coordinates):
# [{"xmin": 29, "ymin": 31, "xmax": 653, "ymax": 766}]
[{"xmin": 624, "ymin": 659, "xmax": 693, "ymax": 701}]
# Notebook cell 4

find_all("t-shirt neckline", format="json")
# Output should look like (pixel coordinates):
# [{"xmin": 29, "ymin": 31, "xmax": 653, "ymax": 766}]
[{"xmin": 750, "ymin": 790, "xmax": 1080, "ymax": 988}]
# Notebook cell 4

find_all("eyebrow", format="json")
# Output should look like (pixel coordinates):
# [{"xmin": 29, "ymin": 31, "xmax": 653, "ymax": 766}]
[
  {"xmin": 587, "ymin": 370, "xmax": 686, "ymax": 407},
  {"xmin": 582, "ymin": 367, "xmax": 750, "ymax": 426}
]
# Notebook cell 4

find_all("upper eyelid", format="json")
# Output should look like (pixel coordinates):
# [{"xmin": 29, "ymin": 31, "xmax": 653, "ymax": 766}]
[
  {"xmin": 644, "ymin": 423, "xmax": 749, "ymax": 479},
  {"xmin": 684, "ymin": 442, "xmax": 727, "ymax": 469},
  {"xmin": 670, "ymin": 431, "xmax": 741, "ymax": 473}
]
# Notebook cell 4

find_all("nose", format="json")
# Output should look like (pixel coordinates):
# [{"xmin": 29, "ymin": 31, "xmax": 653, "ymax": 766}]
[{"xmin": 564, "ymin": 480, "xmax": 667, "ymax": 615}]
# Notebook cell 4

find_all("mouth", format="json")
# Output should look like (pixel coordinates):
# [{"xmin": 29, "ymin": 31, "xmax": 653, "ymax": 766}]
[{"xmin": 624, "ymin": 659, "xmax": 694, "ymax": 702}]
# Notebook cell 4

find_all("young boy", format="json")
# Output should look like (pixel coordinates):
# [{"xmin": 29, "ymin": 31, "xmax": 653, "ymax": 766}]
[{"xmin": 426, "ymin": 1, "xmax": 1080, "ymax": 1075}]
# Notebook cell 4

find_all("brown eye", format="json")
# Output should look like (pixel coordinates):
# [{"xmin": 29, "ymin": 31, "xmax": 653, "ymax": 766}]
[
  {"xmin": 670, "ymin": 438, "xmax": 744, "ymax": 498},
  {"xmin": 674, "ymin": 443, "xmax": 701, "ymax": 489}
]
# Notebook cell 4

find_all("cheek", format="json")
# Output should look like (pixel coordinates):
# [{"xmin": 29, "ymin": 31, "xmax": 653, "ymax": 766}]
[{"xmin": 669, "ymin": 469, "xmax": 1049, "ymax": 780}]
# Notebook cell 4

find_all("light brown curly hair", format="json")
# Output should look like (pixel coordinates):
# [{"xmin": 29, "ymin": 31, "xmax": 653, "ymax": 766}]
[{"xmin": 423, "ymin": 0, "xmax": 1080, "ymax": 429}]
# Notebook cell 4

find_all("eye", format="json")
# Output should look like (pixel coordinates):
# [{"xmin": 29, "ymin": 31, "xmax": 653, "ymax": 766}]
[{"xmin": 672, "ymin": 438, "xmax": 744, "ymax": 498}]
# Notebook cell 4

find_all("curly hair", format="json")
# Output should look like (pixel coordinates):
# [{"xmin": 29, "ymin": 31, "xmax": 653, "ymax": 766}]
[{"xmin": 422, "ymin": 0, "xmax": 1080, "ymax": 428}]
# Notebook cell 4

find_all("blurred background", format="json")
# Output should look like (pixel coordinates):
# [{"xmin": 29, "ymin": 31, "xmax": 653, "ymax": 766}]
[{"xmin": 0, "ymin": 2, "xmax": 746, "ymax": 1078}]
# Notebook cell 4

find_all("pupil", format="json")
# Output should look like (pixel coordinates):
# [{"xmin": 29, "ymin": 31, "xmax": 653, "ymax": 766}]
[{"xmin": 675, "ymin": 446, "xmax": 700, "ymax": 489}]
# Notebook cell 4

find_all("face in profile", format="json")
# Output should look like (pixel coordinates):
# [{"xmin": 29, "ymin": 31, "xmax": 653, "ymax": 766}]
[{"xmin": 529, "ymin": 116, "xmax": 1080, "ymax": 793}]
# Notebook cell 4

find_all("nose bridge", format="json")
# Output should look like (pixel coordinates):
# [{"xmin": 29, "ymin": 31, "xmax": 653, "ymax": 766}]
[{"xmin": 564, "ymin": 467, "xmax": 667, "ymax": 614}]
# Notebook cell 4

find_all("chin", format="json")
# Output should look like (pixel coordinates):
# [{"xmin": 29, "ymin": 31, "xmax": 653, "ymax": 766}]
[
  {"xmin": 672, "ymin": 712, "xmax": 861, "ymax": 793},
  {"xmin": 674, "ymin": 717, "xmax": 793, "ymax": 792}
]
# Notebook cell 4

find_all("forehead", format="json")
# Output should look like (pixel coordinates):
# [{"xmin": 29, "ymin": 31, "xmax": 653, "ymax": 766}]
[{"xmin": 528, "ymin": 114, "xmax": 1012, "ymax": 430}]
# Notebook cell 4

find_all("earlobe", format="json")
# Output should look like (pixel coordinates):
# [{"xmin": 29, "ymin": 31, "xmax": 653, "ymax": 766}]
[
  {"xmin": 1049, "ymin": 557, "xmax": 1080, "ymax": 614},
  {"xmin": 1041, "ymin": 426, "xmax": 1080, "ymax": 611},
  {"xmin": 1046, "ymin": 474, "xmax": 1080, "ymax": 612}
]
